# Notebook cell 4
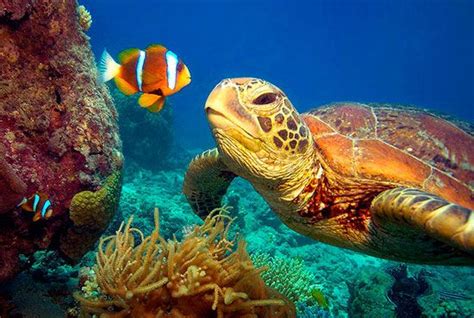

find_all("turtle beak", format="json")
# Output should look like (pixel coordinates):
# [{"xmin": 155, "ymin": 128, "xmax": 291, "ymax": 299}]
[
  {"xmin": 205, "ymin": 80, "xmax": 238, "ymax": 131},
  {"xmin": 205, "ymin": 78, "xmax": 254, "ymax": 132},
  {"xmin": 205, "ymin": 78, "xmax": 263, "ymax": 151}
]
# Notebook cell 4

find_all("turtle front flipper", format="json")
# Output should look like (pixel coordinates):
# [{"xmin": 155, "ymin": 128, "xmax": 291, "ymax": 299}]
[
  {"xmin": 371, "ymin": 187, "xmax": 473, "ymax": 262},
  {"xmin": 183, "ymin": 148, "xmax": 237, "ymax": 219}
]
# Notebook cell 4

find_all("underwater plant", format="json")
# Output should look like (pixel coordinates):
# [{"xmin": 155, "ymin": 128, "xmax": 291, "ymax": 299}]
[{"xmin": 75, "ymin": 208, "xmax": 295, "ymax": 317}]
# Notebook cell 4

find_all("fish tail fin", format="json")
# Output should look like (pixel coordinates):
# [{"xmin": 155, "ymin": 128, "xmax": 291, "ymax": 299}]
[{"xmin": 99, "ymin": 49, "xmax": 121, "ymax": 82}]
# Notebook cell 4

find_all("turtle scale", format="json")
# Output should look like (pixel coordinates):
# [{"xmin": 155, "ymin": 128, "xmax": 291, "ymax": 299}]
[{"xmin": 305, "ymin": 102, "xmax": 474, "ymax": 210}]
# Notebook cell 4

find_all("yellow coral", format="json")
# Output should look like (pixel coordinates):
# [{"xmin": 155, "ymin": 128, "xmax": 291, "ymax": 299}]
[
  {"xmin": 77, "ymin": 5, "xmax": 92, "ymax": 32},
  {"xmin": 59, "ymin": 170, "xmax": 122, "ymax": 261},
  {"xmin": 75, "ymin": 208, "xmax": 295, "ymax": 318}
]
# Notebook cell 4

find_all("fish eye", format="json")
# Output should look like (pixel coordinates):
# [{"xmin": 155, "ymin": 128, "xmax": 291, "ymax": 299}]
[
  {"xmin": 253, "ymin": 92, "xmax": 278, "ymax": 105},
  {"xmin": 177, "ymin": 62, "xmax": 184, "ymax": 72}
]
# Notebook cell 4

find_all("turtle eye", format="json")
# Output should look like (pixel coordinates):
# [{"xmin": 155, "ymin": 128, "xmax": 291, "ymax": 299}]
[{"xmin": 253, "ymin": 92, "xmax": 278, "ymax": 105}]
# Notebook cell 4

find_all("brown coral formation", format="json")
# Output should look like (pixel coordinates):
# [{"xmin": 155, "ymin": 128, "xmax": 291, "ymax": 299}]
[
  {"xmin": 0, "ymin": 0, "xmax": 122, "ymax": 282},
  {"xmin": 76, "ymin": 208, "xmax": 295, "ymax": 318}
]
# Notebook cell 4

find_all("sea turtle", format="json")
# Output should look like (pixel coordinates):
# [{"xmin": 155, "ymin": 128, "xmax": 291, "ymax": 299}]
[{"xmin": 183, "ymin": 78, "xmax": 474, "ymax": 265}]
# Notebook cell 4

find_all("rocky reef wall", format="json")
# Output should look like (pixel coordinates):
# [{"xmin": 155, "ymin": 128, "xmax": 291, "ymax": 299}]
[{"xmin": 0, "ymin": 0, "xmax": 122, "ymax": 282}]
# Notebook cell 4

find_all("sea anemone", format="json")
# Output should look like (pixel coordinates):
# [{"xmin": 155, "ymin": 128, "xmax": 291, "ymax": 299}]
[{"xmin": 75, "ymin": 208, "xmax": 295, "ymax": 317}]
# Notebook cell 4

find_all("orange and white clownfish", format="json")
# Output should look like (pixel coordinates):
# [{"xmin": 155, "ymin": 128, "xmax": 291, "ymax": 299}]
[
  {"xmin": 17, "ymin": 193, "xmax": 53, "ymax": 222},
  {"xmin": 99, "ymin": 44, "xmax": 191, "ymax": 113}
]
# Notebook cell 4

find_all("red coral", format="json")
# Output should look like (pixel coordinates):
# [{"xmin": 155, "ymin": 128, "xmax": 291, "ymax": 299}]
[
  {"xmin": 0, "ymin": 0, "xmax": 33, "ymax": 20},
  {"xmin": 0, "ymin": 0, "xmax": 122, "ymax": 283},
  {"xmin": 0, "ymin": 143, "xmax": 27, "ymax": 214}
]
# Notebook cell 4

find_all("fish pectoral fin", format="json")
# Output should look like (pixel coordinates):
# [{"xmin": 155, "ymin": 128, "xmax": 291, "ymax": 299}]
[
  {"xmin": 147, "ymin": 96, "xmax": 166, "ymax": 113},
  {"xmin": 44, "ymin": 209, "xmax": 53, "ymax": 219},
  {"xmin": 32, "ymin": 212, "xmax": 42, "ymax": 222},
  {"xmin": 138, "ymin": 93, "xmax": 161, "ymax": 107},
  {"xmin": 114, "ymin": 77, "xmax": 138, "ymax": 96}
]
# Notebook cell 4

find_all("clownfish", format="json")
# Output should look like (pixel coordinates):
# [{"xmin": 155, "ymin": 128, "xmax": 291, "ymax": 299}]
[
  {"xmin": 17, "ymin": 193, "xmax": 53, "ymax": 222},
  {"xmin": 99, "ymin": 44, "xmax": 191, "ymax": 113}
]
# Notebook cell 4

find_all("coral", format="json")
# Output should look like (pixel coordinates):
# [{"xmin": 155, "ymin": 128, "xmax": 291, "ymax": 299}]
[
  {"xmin": 28, "ymin": 250, "xmax": 79, "ymax": 286},
  {"xmin": 250, "ymin": 252, "xmax": 318, "ymax": 304},
  {"xmin": 60, "ymin": 170, "xmax": 123, "ymax": 261},
  {"xmin": 75, "ymin": 208, "xmax": 296, "ymax": 317},
  {"xmin": 415, "ymin": 265, "xmax": 474, "ymax": 317},
  {"xmin": 0, "ymin": 143, "xmax": 27, "ymax": 214},
  {"xmin": 296, "ymin": 302, "xmax": 332, "ymax": 318},
  {"xmin": 347, "ymin": 268, "xmax": 396, "ymax": 318},
  {"xmin": 386, "ymin": 264, "xmax": 429, "ymax": 317},
  {"xmin": 77, "ymin": 5, "xmax": 92, "ymax": 31},
  {"xmin": 0, "ymin": 0, "xmax": 33, "ymax": 20},
  {"xmin": 115, "ymin": 164, "xmax": 199, "ymax": 238},
  {"xmin": 79, "ymin": 267, "xmax": 101, "ymax": 300},
  {"xmin": 111, "ymin": 86, "xmax": 177, "ymax": 171},
  {"xmin": 0, "ymin": 0, "xmax": 123, "ymax": 282}
]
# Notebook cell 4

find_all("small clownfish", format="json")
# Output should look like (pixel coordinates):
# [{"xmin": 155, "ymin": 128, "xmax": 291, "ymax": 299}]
[
  {"xmin": 17, "ymin": 193, "xmax": 53, "ymax": 222},
  {"xmin": 99, "ymin": 44, "xmax": 191, "ymax": 113}
]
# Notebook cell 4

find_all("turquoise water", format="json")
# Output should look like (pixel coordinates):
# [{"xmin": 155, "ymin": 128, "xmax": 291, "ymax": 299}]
[{"xmin": 1, "ymin": 1, "xmax": 473, "ymax": 317}]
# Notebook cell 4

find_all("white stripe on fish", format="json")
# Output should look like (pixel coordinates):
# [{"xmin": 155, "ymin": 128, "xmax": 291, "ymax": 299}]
[
  {"xmin": 165, "ymin": 50, "xmax": 178, "ymax": 90},
  {"xmin": 136, "ymin": 50, "xmax": 146, "ymax": 91}
]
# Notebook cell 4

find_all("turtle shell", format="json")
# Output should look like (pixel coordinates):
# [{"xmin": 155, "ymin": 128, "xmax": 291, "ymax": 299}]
[{"xmin": 302, "ymin": 102, "xmax": 474, "ymax": 209}]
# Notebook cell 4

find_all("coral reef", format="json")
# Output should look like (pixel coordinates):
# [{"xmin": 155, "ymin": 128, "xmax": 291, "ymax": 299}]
[
  {"xmin": 5, "ymin": 163, "xmax": 469, "ymax": 316},
  {"xmin": 111, "ymin": 86, "xmax": 177, "ymax": 171},
  {"xmin": 0, "ymin": 0, "xmax": 122, "ymax": 282},
  {"xmin": 296, "ymin": 302, "xmax": 332, "ymax": 318},
  {"xmin": 250, "ymin": 252, "xmax": 318, "ymax": 304},
  {"xmin": 386, "ymin": 264, "xmax": 429, "ymax": 317},
  {"xmin": 347, "ymin": 268, "xmax": 396, "ymax": 318},
  {"xmin": 116, "ymin": 163, "xmax": 199, "ymax": 238},
  {"xmin": 60, "ymin": 171, "xmax": 123, "ymax": 261},
  {"xmin": 75, "ymin": 208, "xmax": 295, "ymax": 317},
  {"xmin": 251, "ymin": 252, "xmax": 332, "ymax": 317},
  {"xmin": 414, "ymin": 265, "xmax": 474, "ymax": 318},
  {"xmin": 0, "ymin": 143, "xmax": 27, "ymax": 214},
  {"xmin": 77, "ymin": 5, "xmax": 92, "ymax": 32}
]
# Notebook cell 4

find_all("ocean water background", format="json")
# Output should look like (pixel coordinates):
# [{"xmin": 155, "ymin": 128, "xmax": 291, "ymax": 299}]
[
  {"xmin": 82, "ymin": 0, "xmax": 474, "ymax": 149},
  {"xmin": 1, "ymin": 1, "xmax": 473, "ymax": 316}
]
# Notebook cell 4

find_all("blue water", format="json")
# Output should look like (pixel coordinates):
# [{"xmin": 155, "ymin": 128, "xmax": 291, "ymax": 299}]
[{"xmin": 83, "ymin": 0, "xmax": 473, "ymax": 149}]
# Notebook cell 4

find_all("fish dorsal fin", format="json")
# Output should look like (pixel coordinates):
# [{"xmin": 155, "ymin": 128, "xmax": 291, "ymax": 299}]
[
  {"xmin": 146, "ymin": 44, "xmax": 167, "ymax": 54},
  {"xmin": 118, "ymin": 48, "xmax": 140, "ymax": 64},
  {"xmin": 138, "ymin": 93, "xmax": 160, "ymax": 107}
]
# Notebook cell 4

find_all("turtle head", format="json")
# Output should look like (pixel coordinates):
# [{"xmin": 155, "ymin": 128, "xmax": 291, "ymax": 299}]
[{"xmin": 205, "ymin": 78, "xmax": 316, "ymax": 208}]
